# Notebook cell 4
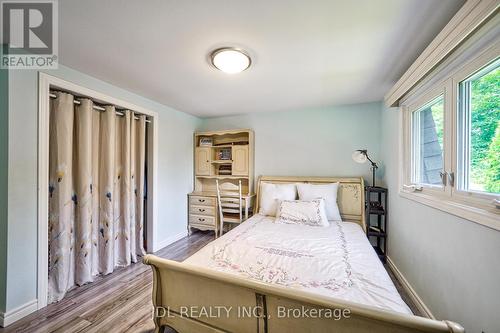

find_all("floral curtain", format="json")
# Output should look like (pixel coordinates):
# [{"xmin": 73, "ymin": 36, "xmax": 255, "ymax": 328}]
[{"xmin": 48, "ymin": 91, "xmax": 146, "ymax": 303}]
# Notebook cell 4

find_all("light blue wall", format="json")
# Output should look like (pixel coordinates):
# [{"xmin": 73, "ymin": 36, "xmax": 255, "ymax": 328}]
[
  {"xmin": 3, "ymin": 59, "xmax": 499, "ymax": 333},
  {"xmin": 201, "ymin": 103, "xmax": 383, "ymax": 185},
  {"xmin": 380, "ymin": 106, "xmax": 500, "ymax": 333},
  {"xmin": 5, "ymin": 64, "xmax": 200, "ymax": 313},
  {"xmin": 0, "ymin": 67, "xmax": 8, "ymax": 313},
  {"xmin": 202, "ymin": 101, "xmax": 500, "ymax": 332}
]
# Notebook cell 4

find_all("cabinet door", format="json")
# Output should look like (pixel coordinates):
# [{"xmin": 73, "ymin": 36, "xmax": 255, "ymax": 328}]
[
  {"xmin": 195, "ymin": 147, "xmax": 211, "ymax": 176},
  {"xmin": 232, "ymin": 145, "xmax": 249, "ymax": 176}
]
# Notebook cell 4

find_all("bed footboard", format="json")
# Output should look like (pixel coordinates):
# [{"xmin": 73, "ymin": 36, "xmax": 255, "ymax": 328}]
[{"xmin": 143, "ymin": 255, "xmax": 464, "ymax": 333}]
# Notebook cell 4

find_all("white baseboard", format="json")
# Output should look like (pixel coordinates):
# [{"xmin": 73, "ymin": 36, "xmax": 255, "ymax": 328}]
[
  {"xmin": 0, "ymin": 232, "xmax": 187, "ymax": 327},
  {"xmin": 153, "ymin": 231, "xmax": 188, "ymax": 252},
  {"xmin": 386, "ymin": 256, "xmax": 435, "ymax": 319},
  {"xmin": 0, "ymin": 299, "xmax": 38, "ymax": 327}
]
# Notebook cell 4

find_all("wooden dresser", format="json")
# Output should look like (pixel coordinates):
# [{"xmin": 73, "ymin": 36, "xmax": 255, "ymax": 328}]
[
  {"xmin": 188, "ymin": 194, "xmax": 218, "ymax": 232},
  {"xmin": 188, "ymin": 129, "xmax": 255, "ymax": 235}
]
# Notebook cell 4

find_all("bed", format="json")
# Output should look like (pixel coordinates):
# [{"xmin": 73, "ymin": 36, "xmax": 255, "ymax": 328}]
[{"xmin": 144, "ymin": 176, "xmax": 464, "ymax": 333}]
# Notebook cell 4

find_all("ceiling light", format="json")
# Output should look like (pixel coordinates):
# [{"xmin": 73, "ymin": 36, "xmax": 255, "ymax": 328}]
[{"xmin": 210, "ymin": 47, "xmax": 251, "ymax": 74}]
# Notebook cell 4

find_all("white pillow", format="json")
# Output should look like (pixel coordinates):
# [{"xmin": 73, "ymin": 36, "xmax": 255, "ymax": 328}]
[
  {"xmin": 297, "ymin": 183, "xmax": 342, "ymax": 221},
  {"xmin": 259, "ymin": 183, "xmax": 297, "ymax": 216},
  {"xmin": 275, "ymin": 199, "xmax": 329, "ymax": 227}
]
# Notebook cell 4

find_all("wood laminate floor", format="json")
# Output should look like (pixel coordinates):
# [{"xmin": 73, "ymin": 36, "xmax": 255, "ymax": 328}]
[{"xmin": 0, "ymin": 230, "xmax": 421, "ymax": 333}]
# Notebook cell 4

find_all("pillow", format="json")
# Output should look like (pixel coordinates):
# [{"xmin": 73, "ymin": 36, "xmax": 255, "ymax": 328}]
[
  {"xmin": 259, "ymin": 183, "xmax": 297, "ymax": 216},
  {"xmin": 275, "ymin": 199, "xmax": 329, "ymax": 227},
  {"xmin": 297, "ymin": 183, "xmax": 342, "ymax": 221}
]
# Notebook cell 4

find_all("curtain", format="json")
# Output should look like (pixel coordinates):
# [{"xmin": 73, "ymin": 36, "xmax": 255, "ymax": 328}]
[{"xmin": 48, "ymin": 91, "xmax": 146, "ymax": 303}]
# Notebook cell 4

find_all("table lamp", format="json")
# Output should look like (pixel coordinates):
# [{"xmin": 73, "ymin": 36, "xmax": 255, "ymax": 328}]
[{"xmin": 352, "ymin": 149, "xmax": 378, "ymax": 187}]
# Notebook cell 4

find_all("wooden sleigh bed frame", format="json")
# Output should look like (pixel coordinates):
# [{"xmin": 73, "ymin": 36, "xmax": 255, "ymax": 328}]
[{"xmin": 144, "ymin": 176, "xmax": 464, "ymax": 333}]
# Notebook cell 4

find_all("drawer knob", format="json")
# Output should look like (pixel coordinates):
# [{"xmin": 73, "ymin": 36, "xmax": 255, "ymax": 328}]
[
  {"xmin": 199, "ymin": 209, "xmax": 205, "ymax": 212},
  {"xmin": 199, "ymin": 199, "xmax": 205, "ymax": 203},
  {"xmin": 199, "ymin": 218, "xmax": 205, "ymax": 222}
]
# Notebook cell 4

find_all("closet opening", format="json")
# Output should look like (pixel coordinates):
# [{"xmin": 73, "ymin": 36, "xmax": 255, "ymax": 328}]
[{"xmin": 37, "ymin": 73, "xmax": 158, "ymax": 309}]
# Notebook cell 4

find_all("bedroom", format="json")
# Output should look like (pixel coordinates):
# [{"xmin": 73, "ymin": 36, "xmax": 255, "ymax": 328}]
[{"xmin": 0, "ymin": 0, "xmax": 499, "ymax": 332}]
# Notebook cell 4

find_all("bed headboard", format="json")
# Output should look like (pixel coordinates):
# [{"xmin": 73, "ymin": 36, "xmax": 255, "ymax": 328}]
[{"xmin": 255, "ymin": 176, "xmax": 366, "ymax": 231}]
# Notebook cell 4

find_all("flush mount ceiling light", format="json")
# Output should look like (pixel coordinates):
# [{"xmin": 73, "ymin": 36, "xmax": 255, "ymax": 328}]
[{"xmin": 210, "ymin": 47, "xmax": 251, "ymax": 74}]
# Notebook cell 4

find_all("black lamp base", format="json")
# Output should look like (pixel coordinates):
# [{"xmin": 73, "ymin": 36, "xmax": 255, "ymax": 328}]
[{"xmin": 371, "ymin": 163, "xmax": 378, "ymax": 187}]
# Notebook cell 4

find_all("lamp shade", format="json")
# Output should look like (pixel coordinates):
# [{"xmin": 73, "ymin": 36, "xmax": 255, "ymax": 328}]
[{"xmin": 352, "ymin": 150, "xmax": 368, "ymax": 164}]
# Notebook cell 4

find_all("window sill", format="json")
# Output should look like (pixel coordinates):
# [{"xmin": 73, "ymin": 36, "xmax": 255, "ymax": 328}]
[{"xmin": 399, "ymin": 190, "xmax": 500, "ymax": 231}]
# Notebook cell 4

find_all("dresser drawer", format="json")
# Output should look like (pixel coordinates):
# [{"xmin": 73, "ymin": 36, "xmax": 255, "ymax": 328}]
[
  {"xmin": 189, "ymin": 196, "xmax": 216, "ymax": 206},
  {"xmin": 189, "ymin": 205, "xmax": 216, "ymax": 216},
  {"xmin": 189, "ymin": 214, "xmax": 215, "ymax": 226}
]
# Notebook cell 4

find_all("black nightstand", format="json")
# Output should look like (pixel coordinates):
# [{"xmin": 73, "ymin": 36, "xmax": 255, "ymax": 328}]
[{"xmin": 365, "ymin": 186, "xmax": 387, "ymax": 262}]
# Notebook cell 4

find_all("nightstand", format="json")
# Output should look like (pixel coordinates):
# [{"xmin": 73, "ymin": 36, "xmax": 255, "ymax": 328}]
[{"xmin": 365, "ymin": 186, "xmax": 387, "ymax": 262}]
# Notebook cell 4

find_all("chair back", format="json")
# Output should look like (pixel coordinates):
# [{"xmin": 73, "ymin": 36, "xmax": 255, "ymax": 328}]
[{"xmin": 216, "ymin": 180, "xmax": 243, "ymax": 236}]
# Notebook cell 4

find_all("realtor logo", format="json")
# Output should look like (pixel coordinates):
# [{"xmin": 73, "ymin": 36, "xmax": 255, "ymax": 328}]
[{"xmin": 1, "ymin": 0, "xmax": 58, "ymax": 69}]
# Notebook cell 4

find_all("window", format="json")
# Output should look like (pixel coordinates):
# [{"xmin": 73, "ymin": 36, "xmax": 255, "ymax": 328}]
[
  {"xmin": 411, "ymin": 95, "xmax": 445, "ymax": 186},
  {"xmin": 401, "ymin": 47, "xmax": 500, "ymax": 229},
  {"xmin": 457, "ymin": 59, "xmax": 500, "ymax": 194},
  {"xmin": 403, "ymin": 84, "xmax": 450, "ymax": 196}
]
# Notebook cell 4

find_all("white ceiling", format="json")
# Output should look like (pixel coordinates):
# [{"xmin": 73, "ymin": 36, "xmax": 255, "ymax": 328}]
[{"xmin": 59, "ymin": 0, "xmax": 464, "ymax": 117}]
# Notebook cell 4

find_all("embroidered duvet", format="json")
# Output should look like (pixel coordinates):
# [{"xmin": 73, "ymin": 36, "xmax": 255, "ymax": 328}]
[{"xmin": 184, "ymin": 214, "xmax": 412, "ymax": 314}]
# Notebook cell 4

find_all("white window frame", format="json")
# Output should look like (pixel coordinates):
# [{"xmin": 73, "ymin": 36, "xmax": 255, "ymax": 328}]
[
  {"xmin": 403, "ymin": 82, "xmax": 451, "ymax": 198},
  {"xmin": 400, "ymin": 44, "xmax": 500, "ymax": 231},
  {"xmin": 452, "ymin": 51, "xmax": 500, "ymax": 208}
]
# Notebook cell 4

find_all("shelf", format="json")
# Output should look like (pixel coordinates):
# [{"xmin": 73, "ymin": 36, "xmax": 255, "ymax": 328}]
[
  {"xmin": 367, "ymin": 230, "xmax": 386, "ymax": 237},
  {"xmin": 365, "ymin": 186, "xmax": 388, "ymax": 193},
  {"xmin": 365, "ymin": 186, "xmax": 387, "ymax": 263},
  {"xmin": 196, "ymin": 175, "xmax": 249, "ymax": 179},
  {"xmin": 211, "ymin": 160, "xmax": 232, "ymax": 164},
  {"xmin": 367, "ymin": 207, "xmax": 385, "ymax": 215},
  {"xmin": 193, "ymin": 129, "xmax": 254, "ymax": 201},
  {"xmin": 368, "ymin": 225, "xmax": 384, "ymax": 232},
  {"xmin": 197, "ymin": 143, "xmax": 250, "ymax": 149},
  {"xmin": 211, "ymin": 144, "xmax": 234, "ymax": 148}
]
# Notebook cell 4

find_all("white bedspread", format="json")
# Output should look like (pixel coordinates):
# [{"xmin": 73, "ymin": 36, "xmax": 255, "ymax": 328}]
[{"xmin": 185, "ymin": 214, "xmax": 412, "ymax": 314}]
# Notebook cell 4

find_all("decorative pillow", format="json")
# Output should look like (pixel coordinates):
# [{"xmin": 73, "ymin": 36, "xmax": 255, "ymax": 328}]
[
  {"xmin": 297, "ymin": 183, "xmax": 342, "ymax": 221},
  {"xmin": 275, "ymin": 199, "xmax": 329, "ymax": 227},
  {"xmin": 259, "ymin": 183, "xmax": 297, "ymax": 216}
]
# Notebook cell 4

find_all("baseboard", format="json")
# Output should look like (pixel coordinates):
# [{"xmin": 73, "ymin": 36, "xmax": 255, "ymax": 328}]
[
  {"xmin": 153, "ymin": 231, "xmax": 188, "ymax": 252},
  {"xmin": 386, "ymin": 256, "xmax": 435, "ymax": 319},
  {"xmin": 0, "ymin": 299, "xmax": 38, "ymax": 327}
]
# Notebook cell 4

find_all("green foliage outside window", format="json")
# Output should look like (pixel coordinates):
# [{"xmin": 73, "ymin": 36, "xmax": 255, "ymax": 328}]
[
  {"xmin": 431, "ymin": 100, "xmax": 444, "ymax": 149},
  {"xmin": 483, "ymin": 123, "xmax": 500, "ymax": 193},
  {"xmin": 470, "ymin": 67, "xmax": 499, "ymax": 193}
]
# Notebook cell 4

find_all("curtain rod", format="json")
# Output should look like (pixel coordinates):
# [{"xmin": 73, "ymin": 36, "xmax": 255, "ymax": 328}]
[{"xmin": 49, "ymin": 92, "xmax": 151, "ymax": 123}]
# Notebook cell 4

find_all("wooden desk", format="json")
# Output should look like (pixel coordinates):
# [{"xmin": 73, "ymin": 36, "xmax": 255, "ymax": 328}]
[{"xmin": 188, "ymin": 192, "xmax": 255, "ymax": 235}]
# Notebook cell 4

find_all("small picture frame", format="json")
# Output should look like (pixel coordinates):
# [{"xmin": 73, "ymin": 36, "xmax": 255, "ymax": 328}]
[
  {"xmin": 199, "ymin": 137, "xmax": 213, "ymax": 146},
  {"xmin": 218, "ymin": 148, "xmax": 232, "ymax": 160}
]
